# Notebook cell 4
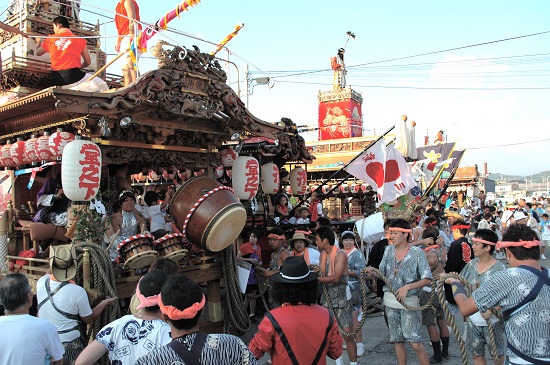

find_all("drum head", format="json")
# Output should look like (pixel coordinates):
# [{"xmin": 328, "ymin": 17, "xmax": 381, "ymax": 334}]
[
  {"xmin": 124, "ymin": 250, "xmax": 159, "ymax": 269},
  {"xmin": 202, "ymin": 203, "xmax": 247, "ymax": 251},
  {"xmin": 164, "ymin": 249, "xmax": 188, "ymax": 262}
]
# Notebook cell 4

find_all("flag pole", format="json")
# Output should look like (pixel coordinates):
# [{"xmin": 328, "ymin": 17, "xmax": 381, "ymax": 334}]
[
  {"xmin": 317, "ymin": 125, "xmax": 395, "ymax": 195},
  {"xmin": 288, "ymin": 125, "xmax": 395, "ymax": 216},
  {"xmin": 434, "ymin": 151, "xmax": 464, "ymax": 203}
]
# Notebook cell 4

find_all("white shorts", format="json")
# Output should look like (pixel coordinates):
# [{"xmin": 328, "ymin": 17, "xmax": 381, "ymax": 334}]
[
  {"xmin": 542, "ymin": 239, "xmax": 550, "ymax": 247},
  {"xmin": 119, "ymin": 35, "xmax": 141, "ymax": 68}
]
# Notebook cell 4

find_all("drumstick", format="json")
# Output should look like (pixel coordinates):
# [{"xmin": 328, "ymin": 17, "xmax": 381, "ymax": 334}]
[{"xmin": 106, "ymin": 230, "xmax": 121, "ymax": 252}]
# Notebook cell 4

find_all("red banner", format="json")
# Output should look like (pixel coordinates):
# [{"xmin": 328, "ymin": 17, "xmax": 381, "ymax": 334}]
[{"xmin": 318, "ymin": 99, "xmax": 362, "ymax": 140}]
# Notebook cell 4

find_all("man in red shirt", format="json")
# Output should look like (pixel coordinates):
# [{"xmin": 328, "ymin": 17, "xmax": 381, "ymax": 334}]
[
  {"xmin": 249, "ymin": 256, "xmax": 343, "ymax": 365},
  {"xmin": 35, "ymin": 16, "xmax": 91, "ymax": 86},
  {"xmin": 115, "ymin": 0, "xmax": 141, "ymax": 86}
]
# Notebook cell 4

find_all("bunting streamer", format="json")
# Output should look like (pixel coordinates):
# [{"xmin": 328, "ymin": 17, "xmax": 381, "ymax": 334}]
[
  {"xmin": 210, "ymin": 23, "xmax": 244, "ymax": 56},
  {"xmin": 130, "ymin": 0, "xmax": 202, "ymax": 67}
]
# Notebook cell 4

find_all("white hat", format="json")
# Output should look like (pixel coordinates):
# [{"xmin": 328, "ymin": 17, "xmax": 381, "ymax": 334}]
[{"xmin": 513, "ymin": 211, "xmax": 528, "ymax": 221}]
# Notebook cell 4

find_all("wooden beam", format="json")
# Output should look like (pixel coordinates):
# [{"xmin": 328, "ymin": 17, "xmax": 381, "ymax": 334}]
[{"xmin": 95, "ymin": 139, "xmax": 214, "ymax": 154}]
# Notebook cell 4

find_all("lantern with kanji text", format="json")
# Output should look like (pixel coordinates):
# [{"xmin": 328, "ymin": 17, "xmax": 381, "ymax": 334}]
[
  {"xmin": 10, "ymin": 138, "xmax": 29, "ymax": 165},
  {"xmin": 25, "ymin": 134, "xmax": 39, "ymax": 164},
  {"xmin": 61, "ymin": 139, "xmax": 102, "ymax": 201},
  {"xmin": 49, "ymin": 129, "xmax": 75, "ymax": 158},
  {"xmin": 232, "ymin": 156, "xmax": 259, "ymax": 200},
  {"xmin": 260, "ymin": 162, "xmax": 279, "ymax": 194},
  {"xmin": 289, "ymin": 167, "xmax": 307, "ymax": 196},
  {"xmin": 1, "ymin": 140, "xmax": 15, "ymax": 168},
  {"xmin": 35, "ymin": 132, "xmax": 56, "ymax": 161}
]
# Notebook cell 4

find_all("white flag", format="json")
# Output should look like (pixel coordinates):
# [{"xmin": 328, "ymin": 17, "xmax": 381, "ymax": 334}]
[
  {"xmin": 345, "ymin": 139, "xmax": 387, "ymax": 205},
  {"xmin": 380, "ymin": 144, "xmax": 417, "ymax": 206}
]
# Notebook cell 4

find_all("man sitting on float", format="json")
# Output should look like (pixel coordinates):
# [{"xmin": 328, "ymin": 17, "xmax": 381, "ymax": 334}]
[{"xmin": 107, "ymin": 190, "xmax": 148, "ymax": 261}]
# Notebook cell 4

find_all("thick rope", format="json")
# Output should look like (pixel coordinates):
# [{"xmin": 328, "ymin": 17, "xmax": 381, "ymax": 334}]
[
  {"xmin": 437, "ymin": 273, "xmax": 501, "ymax": 365},
  {"xmin": 221, "ymin": 244, "xmax": 251, "ymax": 334},
  {"xmin": 73, "ymin": 240, "xmax": 121, "ymax": 365}
]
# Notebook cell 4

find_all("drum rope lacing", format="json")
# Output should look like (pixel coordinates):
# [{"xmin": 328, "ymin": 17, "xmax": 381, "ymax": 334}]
[{"xmin": 180, "ymin": 186, "xmax": 236, "ymax": 243}]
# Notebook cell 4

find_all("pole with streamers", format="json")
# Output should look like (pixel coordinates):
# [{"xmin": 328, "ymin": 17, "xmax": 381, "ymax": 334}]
[
  {"xmin": 129, "ymin": 0, "xmax": 202, "ymax": 68},
  {"xmin": 210, "ymin": 23, "xmax": 244, "ymax": 57}
]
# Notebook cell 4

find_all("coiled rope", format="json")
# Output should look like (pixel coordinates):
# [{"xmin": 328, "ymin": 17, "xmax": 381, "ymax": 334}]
[
  {"xmin": 221, "ymin": 244, "xmax": 251, "ymax": 334},
  {"xmin": 73, "ymin": 240, "xmax": 121, "ymax": 365}
]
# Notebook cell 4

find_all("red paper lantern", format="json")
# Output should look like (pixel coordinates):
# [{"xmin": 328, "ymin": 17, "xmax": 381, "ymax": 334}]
[
  {"xmin": 321, "ymin": 185, "xmax": 330, "ymax": 195},
  {"xmin": 148, "ymin": 170, "xmax": 159, "ymax": 181},
  {"xmin": 260, "ymin": 162, "xmax": 279, "ymax": 194},
  {"xmin": 10, "ymin": 139, "xmax": 28, "ymax": 165},
  {"xmin": 25, "ymin": 136, "xmax": 39, "ymax": 163},
  {"xmin": 49, "ymin": 130, "xmax": 75, "ymax": 158},
  {"xmin": 232, "ymin": 156, "xmax": 259, "ymax": 200},
  {"xmin": 289, "ymin": 167, "xmax": 307, "ymax": 196},
  {"xmin": 35, "ymin": 133, "xmax": 56, "ymax": 161},
  {"xmin": 61, "ymin": 140, "xmax": 102, "ymax": 201},
  {"xmin": 1, "ymin": 142, "xmax": 15, "ymax": 167}
]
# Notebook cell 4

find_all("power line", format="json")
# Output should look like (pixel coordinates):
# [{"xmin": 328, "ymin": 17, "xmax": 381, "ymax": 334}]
[
  {"xmin": 265, "ymin": 30, "xmax": 550, "ymax": 80},
  {"xmin": 276, "ymin": 80, "xmax": 550, "ymax": 90}
]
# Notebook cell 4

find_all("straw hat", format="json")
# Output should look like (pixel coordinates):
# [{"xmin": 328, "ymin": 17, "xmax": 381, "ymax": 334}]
[
  {"xmin": 287, "ymin": 231, "xmax": 312, "ymax": 247},
  {"xmin": 50, "ymin": 244, "xmax": 77, "ymax": 282}
]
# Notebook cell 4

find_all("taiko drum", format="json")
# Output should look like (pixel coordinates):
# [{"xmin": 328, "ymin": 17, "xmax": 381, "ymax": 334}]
[{"xmin": 168, "ymin": 177, "xmax": 247, "ymax": 251}]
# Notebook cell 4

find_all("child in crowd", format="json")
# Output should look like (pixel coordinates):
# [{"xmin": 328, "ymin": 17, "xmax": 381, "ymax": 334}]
[
  {"xmin": 143, "ymin": 190, "xmax": 172, "ymax": 239},
  {"xmin": 540, "ymin": 213, "xmax": 550, "ymax": 259},
  {"xmin": 296, "ymin": 207, "xmax": 310, "ymax": 225}
]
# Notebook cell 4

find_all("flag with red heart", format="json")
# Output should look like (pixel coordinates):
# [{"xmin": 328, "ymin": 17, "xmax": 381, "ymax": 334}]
[{"xmin": 345, "ymin": 140, "xmax": 416, "ymax": 207}]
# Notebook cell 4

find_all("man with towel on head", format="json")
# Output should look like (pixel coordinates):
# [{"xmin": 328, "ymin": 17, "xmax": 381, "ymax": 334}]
[
  {"xmin": 76, "ymin": 270, "xmax": 171, "ymax": 365},
  {"xmin": 446, "ymin": 224, "xmax": 550, "ymax": 365},
  {"xmin": 136, "ymin": 274, "xmax": 255, "ymax": 364},
  {"xmin": 37, "ymin": 244, "xmax": 117, "ymax": 365}
]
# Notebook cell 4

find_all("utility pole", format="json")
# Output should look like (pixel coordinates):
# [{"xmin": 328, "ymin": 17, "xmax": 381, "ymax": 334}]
[{"xmin": 245, "ymin": 64, "xmax": 249, "ymax": 109}]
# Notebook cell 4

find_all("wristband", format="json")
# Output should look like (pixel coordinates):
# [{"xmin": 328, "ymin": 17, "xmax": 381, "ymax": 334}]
[{"xmin": 451, "ymin": 282, "xmax": 467, "ymax": 297}]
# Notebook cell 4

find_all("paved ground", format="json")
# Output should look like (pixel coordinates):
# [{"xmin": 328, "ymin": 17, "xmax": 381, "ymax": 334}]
[{"xmin": 240, "ymin": 255, "xmax": 549, "ymax": 365}]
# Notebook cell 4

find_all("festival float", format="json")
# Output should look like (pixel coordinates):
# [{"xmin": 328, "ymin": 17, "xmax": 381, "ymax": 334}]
[{"xmin": 0, "ymin": 0, "xmax": 313, "ymax": 334}]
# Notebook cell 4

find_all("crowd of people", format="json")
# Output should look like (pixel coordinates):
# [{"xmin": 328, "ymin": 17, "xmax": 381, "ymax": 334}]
[{"xmin": 2, "ymin": 191, "xmax": 550, "ymax": 364}]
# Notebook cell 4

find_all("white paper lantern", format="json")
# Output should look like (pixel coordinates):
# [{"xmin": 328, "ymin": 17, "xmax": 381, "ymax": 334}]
[
  {"xmin": 232, "ymin": 156, "xmax": 259, "ymax": 200},
  {"xmin": 311, "ymin": 185, "xmax": 319, "ymax": 192},
  {"xmin": 460, "ymin": 185, "xmax": 467, "ymax": 192},
  {"xmin": 321, "ymin": 185, "xmax": 330, "ymax": 195},
  {"xmin": 260, "ymin": 162, "xmax": 279, "ymax": 194},
  {"xmin": 289, "ymin": 167, "xmax": 307, "ymax": 196},
  {"xmin": 61, "ymin": 140, "xmax": 102, "ymax": 201},
  {"xmin": 473, "ymin": 186, "xmax": 480, "ymax": 197},
  {"xmin": 340, "ymin": 183, "xmax": 350, "ymax": 194},
  {"xmin": 466, "ymin": 185, "xmax": 474, "ymax": 198}
]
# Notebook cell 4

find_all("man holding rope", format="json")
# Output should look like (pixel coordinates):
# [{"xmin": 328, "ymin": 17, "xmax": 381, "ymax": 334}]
[
  {"xmin": 365, "ymin": 218, "xmax": 432, "ymax": 365},
  {"xmin": 446, "ymin": 224, "xmax": 550, "ymax": 365},
  {"xmin": 458, "ymin": 228, "xmax": 506, "ymax": 365},
  {"xmin": 316, "ymin": 225, "xmax": 357, "ymax": 365}
]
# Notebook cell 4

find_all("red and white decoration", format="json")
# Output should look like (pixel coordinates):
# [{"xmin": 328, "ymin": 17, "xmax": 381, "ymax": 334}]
[
  {"xmin": 289, "ymin": 167, "xmax": 307, "ymax": 195},
  {"xmin": 232, "ymin": 156, "xmax": 259, "ymax": 200},
  {"xmin": 35, "ymin": 133, "xmax": 56, "ymax": 161},
  {"xmin": 260, "ymin": 162, "xmax": 279, "ymax": 195},
  {"xmin": 49, "ymin": 131, "xmax": 75, "ymax": 158},
  {"xmin": 25, "ymin": 137, "xmax": 39, "ymax": 163},
  {"xmin": 178, "ymin": 168, "xmax": 192, "ymax": 181},
  {"xmin": 321, "ymin": 185, "xmax": 330, "ymax": 195},
  {"xmin": 340, "ymin": 183, "xmax": 350, "ymax": 194},
  {"xmin": 10, "ymin": 139, "xmax": 28, "ymax": 165},
  {"xmin": 219, "ymin": 147, "xmax": 238, "ymax": 168},
  {"xmin": 1, "ymin": 143, "xmax": 14, "ymax": 167},
  {"xmin": 148, "ymin": 170, "xmax": 159, "ymax": 181},
  {"xmin": 61, "ymin": 140, "xmax": 102, "ymax": 201},
  {"xmin": 345, "ymin": 140, "xmax": 416, "ymax": 207},
  {"xmin": 351, "ymin": 184, "xmax": 361, "ymax": 193}
]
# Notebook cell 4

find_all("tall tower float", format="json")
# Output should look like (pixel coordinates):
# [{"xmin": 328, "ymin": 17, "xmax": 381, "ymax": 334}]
[{"xmin": 317, "ymin": 47, "xmax": 363, "ymax": 141}]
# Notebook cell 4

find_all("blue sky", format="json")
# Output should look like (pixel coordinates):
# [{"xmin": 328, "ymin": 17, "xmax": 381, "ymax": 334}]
[{"xmin": 79, "ymin": 0, "xmax": 549, "ymax": 177}]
